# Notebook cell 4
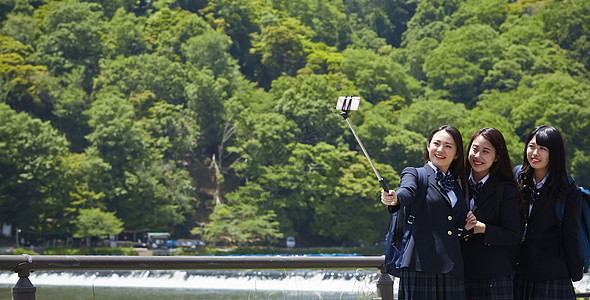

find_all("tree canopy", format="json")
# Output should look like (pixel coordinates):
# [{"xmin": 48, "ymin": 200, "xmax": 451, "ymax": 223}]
[{"xmin": 1, "ymin": 0, "xmax": 588, "ymax": 247}]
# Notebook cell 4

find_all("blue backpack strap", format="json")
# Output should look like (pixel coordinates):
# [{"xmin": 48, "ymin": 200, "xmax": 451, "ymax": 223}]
[
  {"xmin": 513, "ymin": 165, "xmax": 522, "ymax": 181},
  {"xmin": 555, "ymin": 202, "xmax": 565, "ymax": 222},
  {"xmin": 556, "ymin": 176, "xmax": 576, "ymax": 222},
  {"xmin": 396, "ymin": 167, "xmax": 428, "ymax": 268},
  {"xmin": 580, "ymin": 187, "xmax": 590, "ymax": 272}
]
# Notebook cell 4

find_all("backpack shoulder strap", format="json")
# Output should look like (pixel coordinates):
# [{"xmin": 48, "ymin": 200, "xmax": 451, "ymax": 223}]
[
  {"xmin": 513, "ymin": 165, "xmax": 522, "ymax": 181},
  {"xmin": 394, "ymin": 167, "xmax": 428, "ymax": 269},
  {"xmin": 555, "ymin": 202, "xmax": 565, "ymax": 222},
  {"xmin": 556, "ymin": 175, "xmax": 576, "ymax": 222}
]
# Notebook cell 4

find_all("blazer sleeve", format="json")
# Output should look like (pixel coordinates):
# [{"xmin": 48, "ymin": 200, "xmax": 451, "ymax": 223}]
[
  {"xmin": 396, "ymin": 167, "xmax": 420, "ymax": 208},
  {"xmin": 563, "ymin": 182, "xmax": 583, "ymax": 281},
  {"xmin": 483, "ymin": 184, "xmax": 522, "ymax": 247}
]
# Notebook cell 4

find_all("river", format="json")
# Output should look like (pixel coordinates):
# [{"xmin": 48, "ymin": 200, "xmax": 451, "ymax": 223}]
[
  {"xmin": 2, "ymin": 267, "xmax": 590, "ymax": 299},
  {"xmin": 0, "ymin": 268, "xmax": 382, "ymax": 300}
]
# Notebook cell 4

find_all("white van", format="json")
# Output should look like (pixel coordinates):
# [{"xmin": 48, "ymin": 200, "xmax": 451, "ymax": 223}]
[{"xmin": 286, "ymin": 236, "xmax": 296, "ymax": 248}]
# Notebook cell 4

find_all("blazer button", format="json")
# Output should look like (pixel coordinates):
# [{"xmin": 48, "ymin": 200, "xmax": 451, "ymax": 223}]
[
  {"xmin": 447, "ymin": 216, "xmax": 453, "ymax": 221},
  {"xmin": 447, "ymin": 230, "xmax": 453, "ymax": 236}
]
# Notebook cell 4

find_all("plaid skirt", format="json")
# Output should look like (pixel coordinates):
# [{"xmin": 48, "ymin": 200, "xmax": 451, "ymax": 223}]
[
  {"xmin": 513, "ymin": 273, "xmax": 575, "ymax": 300},
  {"xmin": 465, "ymin": 275, "xmax": 513, "ymax": 300},
  {"xmin": 398, "ymin": 268, "xmax": 466, "ymax": 300}
]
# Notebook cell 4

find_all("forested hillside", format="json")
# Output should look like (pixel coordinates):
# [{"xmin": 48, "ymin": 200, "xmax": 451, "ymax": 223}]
[{"xmin": 1, "ymin": 0, "xmax": 589, "ymax": 247}]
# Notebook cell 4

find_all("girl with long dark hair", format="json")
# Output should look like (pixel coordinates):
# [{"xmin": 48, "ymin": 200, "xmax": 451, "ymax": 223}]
[
  {"xmin": 461, "ymin": 127, "xmax": 523, "ymax": 300},
  {"xmin": 513, "ymin": 125, "xmax": 583, "ymax": 299},
  {"xmin": 381, "ymin": 125, "xmax": 469, "ymax": 299}
]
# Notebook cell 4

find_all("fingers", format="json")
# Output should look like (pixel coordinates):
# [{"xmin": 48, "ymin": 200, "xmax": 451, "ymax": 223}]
[
  {"xmin": 381, "ymin": 190, "xmax": 398, "ymax": 206},
  {"xmin": 465, "ymin": 211, "xmax": 478, "ymax": 230}
]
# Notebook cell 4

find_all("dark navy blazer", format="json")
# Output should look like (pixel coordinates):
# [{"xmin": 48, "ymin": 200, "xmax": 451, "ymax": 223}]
[
  {"xmin": 461, "ymin": 180, "xmax": 522, "ymax": 279},
  {"xmin": 516, "ymin": 179, "xmax": 583, "ymax": 281},
  {"xmin": 396, "ymin": 164, "xmax": 468, "ymax": 278}
]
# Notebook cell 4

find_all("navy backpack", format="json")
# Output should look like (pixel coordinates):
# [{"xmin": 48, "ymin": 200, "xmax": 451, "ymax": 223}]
[{"xmin": 384, "ymin": 167, "xmax": 428, "ymax": 277}]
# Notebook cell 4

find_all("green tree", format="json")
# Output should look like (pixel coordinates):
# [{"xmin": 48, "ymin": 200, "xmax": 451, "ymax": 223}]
[
  {"xmin": 199, "ymin": 0, "xmax": 260, "ymax": 79},
  {"xmin": 84, "ymin": 89, "xmax": 197, "ymax": 232},
  {"xmin": 341, "ymin": 47, "xmax": 420, "ymax": 104},
  {"xmin": 185, "ymin": 68, "xmax": 229, "ymax": 156},
  {"xmin": 86, "ymin": 0, "xmax": 138, "ymax": 18},
  {"xmin": 270, "ymin": 73, "xmax": 355, "ymax": 146},
  {"xmin": 540, "ymin": 0, "xmax": 590, "ymax": 55},
  {"xmin": 84, "ymin": 89, "xmax": 157, "ymax": 172},
  {"xmin": 250, "ymin": 16, "xmax": 310, "ymax": 87},
  {"xmin": 94, "ymin": 54, "xmax": 187, "ymax": 105},
  {"xmin": 424, "ymin": 24, "xmax": 504, "ymax": 105},
  {"xmin": 32, "ymin": 1, "xmax": 104, "ymax": 89},
  {"xmin": 0, "ymin": 35, "xmax": 56, "ymax": 118},
  {"xmin": 402, "ymin": 0, "xmax": 461, "ymax": 47},
  {"xmin": 343, "ymin": 0, "xmax": 413, "ymax": 47},
  {"xmin": 202, "ymin": 182, "xmax": 282, "ymax": 246},
  {"xmin": 451, "ymin": 0, "xmax": 508, "ymax": 30},
  {"xmin": 0, "ymin": 103, "xmax": 72, "ymax": 236},
  {"xmin": 103, "ymin": 8, "xmax": 147, "ymax": 57},
  {"xmin": 1, "ymin": 13, "xmax": 39, "ymax": 45},
  {"xmin": 145, "ymin": 7, "xmax": 210, "ymax": 61},
  {"xmin": 181, "ymin": 30, "xmax": 240, "ymax": 81},
  {"xmin": 50, "ymin": 67, "xmax": 91, "ymax": 152},
  {"xmin": 257, "ymin": 142, "xmax": 397, "ymax": 243},
  {"xmin": 399, "ymin": 99, "xmax": 469, "ymax": 137},
  {"xmin": 73, "ymin": 208, "xmax": 124, "ymax": 247},
  {"xmin": 229, "ymin": 111, "xmax": 299, "ymax": 180},
  {"xmin": 145, "ymin": 101, "xmax": 199, "ymax": 162},
  {"xmin": 121, "ymin": 160, "xmax": 197, "ymax": 231}
]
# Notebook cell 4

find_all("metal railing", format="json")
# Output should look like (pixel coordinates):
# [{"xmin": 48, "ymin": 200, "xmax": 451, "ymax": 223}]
[
  {"xmin": 2, "ymin": 254, "xmax": 589, "ymax": 300},
  {"xmin": 0, "ymin": 254, "xmax": 394, "ymax": 300}
]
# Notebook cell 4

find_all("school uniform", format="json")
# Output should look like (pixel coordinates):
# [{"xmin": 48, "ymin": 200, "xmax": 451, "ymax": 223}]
[
  {"xmin": 514, "ymin": 175, "xmax": 583, "ymax": 300},
  {"xmin": 461, "ymin": 174, "xmax": 522, "ymax": 300},
  {"xmin": 396, "ymin": 162, "xmax": 468, "ymax": 300}
]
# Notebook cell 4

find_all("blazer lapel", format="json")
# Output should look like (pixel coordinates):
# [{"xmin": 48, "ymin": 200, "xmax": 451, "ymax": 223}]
[{"xmin": 472, "ymin": 181, "xmax": 495, "ymax": 214}]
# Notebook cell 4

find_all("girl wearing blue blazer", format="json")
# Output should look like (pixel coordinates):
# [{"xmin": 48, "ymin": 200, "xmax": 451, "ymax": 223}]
[
  {"xmin": 382, "ymin": 125, "xmax": 469, "ymax": 300},
  {"xmin": 461, "ymin": 128, "xmax": 523, "ymax": 300},
  {"xmin": 513, "ymin": 125, "xmax": 583, "ymax": 300}
]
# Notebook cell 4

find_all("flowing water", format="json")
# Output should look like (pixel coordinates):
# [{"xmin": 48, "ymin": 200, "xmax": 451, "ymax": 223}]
[
  {"xmin": 0, "ymin": 268, "xmax": 383, "ymax": 300},
  {"xmin": 2, "ymin": 266, "xmax": 590, "ymax": 299}
]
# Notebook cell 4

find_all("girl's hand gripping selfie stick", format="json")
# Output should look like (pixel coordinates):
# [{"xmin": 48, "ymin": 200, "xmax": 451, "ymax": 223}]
[{"xmin": 335, "ymin": 96, "xmax": 398, "ymax": 213}]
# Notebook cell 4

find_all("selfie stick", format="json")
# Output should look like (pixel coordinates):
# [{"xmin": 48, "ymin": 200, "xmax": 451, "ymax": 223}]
[
  {"xmin": 337, "ymin": 97, "xmax": 398, "ymax": 213},
  {"xmin": 336, "ymin": 96, "xmax": 390, "ymax": 192}
]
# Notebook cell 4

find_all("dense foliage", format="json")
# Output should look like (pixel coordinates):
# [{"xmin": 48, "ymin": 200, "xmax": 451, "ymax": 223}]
[{"xmin": 1, "ymin": 0, "xmax": 589, "ymax": 247}]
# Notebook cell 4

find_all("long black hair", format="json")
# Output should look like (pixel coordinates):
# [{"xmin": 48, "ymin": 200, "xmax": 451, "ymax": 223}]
[
  {"xmin": 422, "ymin": 125, "xmax": 466, "ymax": 191},
  {"xmin": 517, "ymin": 125, "xmax": 568, "ymax": 203}
]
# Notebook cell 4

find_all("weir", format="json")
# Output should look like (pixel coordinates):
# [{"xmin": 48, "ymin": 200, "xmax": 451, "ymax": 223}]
[
  {"xmin": 1, "ymin": 255, "xmax": 589, "ymax": 299},
  {"xmin": 0, "ymin": 255, "xmax": 394, "ymax": 300}
]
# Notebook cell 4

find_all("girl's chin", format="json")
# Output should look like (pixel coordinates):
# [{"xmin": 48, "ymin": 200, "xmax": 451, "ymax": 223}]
[
  {"xmin": 471, "ymin": 165, "xmax": 489, "ymax": 173},
  {"xmin": 432, "ymin": 160, "xmax": 452, "ymax": 170}
]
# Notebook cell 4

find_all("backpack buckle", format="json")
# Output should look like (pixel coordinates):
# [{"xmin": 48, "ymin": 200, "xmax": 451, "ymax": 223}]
[{"xmin": 407, "ymin": 215, "xmax": 416, "ymax": 225}]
